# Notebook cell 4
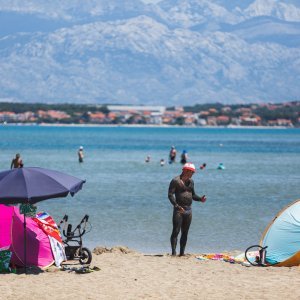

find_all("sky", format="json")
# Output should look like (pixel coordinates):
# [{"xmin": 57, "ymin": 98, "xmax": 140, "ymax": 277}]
[{"xmin": 142, "ymin": 0, "xmax": 161, "ymax": 3}]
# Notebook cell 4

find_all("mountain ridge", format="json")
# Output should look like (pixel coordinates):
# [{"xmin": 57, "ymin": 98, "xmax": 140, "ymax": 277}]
[{"xmin": 0, "ymin": 0, "xmax": 299, "ymax": 105}]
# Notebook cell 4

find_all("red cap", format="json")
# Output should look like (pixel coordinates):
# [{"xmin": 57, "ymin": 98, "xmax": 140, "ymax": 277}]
[{"xmin": 182, "ymin": 163, "xmax": 196, "ymax": 172}]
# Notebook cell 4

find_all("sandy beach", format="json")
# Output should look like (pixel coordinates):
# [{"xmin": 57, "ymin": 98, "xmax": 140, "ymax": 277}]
[{"xmin": 1, "ymin": 246, "xmax": 300, "ymax": 300}]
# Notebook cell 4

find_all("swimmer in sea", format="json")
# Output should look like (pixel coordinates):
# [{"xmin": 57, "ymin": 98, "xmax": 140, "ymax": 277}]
[
  {"xmin": 168, "ymin": 163, "xmax": 206, "ymax": 256},
  {"xmin": 217, "ymin": 163, "xmax": 225, "ymax": 170},
  {"xmin": 200, "ymin": 163, "xmax": 206, "ymax": 170}
]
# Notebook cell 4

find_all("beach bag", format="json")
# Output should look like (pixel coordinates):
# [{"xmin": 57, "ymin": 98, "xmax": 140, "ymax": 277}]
[{"xmin": 0, "ymin": 248, "xmax": 12, "ymax": 273}]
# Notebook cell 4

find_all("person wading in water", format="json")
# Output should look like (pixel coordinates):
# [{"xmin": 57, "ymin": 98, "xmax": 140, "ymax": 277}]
[
  {"xmin": 78, "ymin": 146, "xmax": 84, "ymax": 163},
  {"xmin": 11, "ymin": 153, "xmax": 23, "ymax": 169},
  {"xmin": 168, "ymin": 163, "xmax": 206, "ymax": 256}
]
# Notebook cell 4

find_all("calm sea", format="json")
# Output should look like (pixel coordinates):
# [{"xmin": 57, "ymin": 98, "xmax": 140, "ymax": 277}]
[{"xmin": 0, "ymin": 125, "xmax": 299, "ymax": 254}]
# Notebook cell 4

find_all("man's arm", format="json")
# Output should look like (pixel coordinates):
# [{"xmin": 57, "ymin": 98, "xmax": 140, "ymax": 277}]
[
  {"xmin": 168, "ymin": 179, "xmax": 179, "ymax": 207},
  {"xmin": 191, "ymin": 180, "xmax": 206, "ymax": 202}
]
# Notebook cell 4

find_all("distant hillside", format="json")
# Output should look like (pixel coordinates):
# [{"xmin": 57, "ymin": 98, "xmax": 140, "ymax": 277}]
[{"xmin": 0, "ymin": 0, "xmax": 300, "ymax": 105}]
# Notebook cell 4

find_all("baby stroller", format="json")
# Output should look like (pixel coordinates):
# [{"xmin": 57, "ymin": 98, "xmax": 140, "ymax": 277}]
[{"xmin": 58, "ymin": 214, "xmax": 92, "ymax": 265}]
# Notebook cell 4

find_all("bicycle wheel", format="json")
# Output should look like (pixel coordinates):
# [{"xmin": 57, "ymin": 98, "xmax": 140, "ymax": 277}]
[{"xmin": 245, "ymin": 245, "xmax": 262, "ymax": 266}]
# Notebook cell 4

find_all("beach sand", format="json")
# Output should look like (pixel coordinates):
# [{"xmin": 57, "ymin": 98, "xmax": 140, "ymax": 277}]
[{"xmin": 1, "ymin": 246, "xmax": 300, "ymax": 300}]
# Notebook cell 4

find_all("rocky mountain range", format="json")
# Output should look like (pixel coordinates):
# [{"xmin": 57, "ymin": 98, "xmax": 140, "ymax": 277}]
[{"xmin": 0, "ymin": 0, "xmax": 299, "ymax": 105}]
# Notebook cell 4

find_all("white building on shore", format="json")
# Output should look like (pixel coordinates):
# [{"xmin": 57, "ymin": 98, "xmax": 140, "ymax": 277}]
[
  {"xmin": 107, "ymin": 105, "xmax": 166, "ymax": 114},
  {"xmin": 107, "ymin": 105, "xmax": 166, "ymax": 124}
]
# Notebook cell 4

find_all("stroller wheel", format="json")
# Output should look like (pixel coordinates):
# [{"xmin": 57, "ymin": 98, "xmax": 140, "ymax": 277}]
[{"xmin": 79, "ymin": 247, "xmax": 92, "ymax": 265}]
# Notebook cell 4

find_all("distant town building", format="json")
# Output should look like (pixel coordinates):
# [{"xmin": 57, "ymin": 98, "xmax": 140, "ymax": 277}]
[
  {"xmin": 268, "ymin": 119, "xmax": 293, "ymax": 127},
  {"xmin": 240, "ymin": 116, "xmax": 261, "ymax": 126},
  {"xmin": 107, "ymin": 105, "xmax": 165, "ymax": 114},
  {"xmin": 216, "ymin": 115, "xmax": 230, "ymax": 125}
]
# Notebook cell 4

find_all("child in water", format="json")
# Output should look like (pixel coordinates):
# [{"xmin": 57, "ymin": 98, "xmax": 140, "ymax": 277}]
[{"xmin": 200, "ymin": 163, "xmax": 206, "ymax": 170}]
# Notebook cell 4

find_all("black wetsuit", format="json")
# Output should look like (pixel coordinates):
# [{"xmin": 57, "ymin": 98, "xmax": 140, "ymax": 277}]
[{"xmin": 168, "ymin": 176, "xmax": 202, "ymax": 256}]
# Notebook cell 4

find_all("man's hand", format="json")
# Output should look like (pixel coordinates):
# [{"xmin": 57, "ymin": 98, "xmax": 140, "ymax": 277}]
[
  {"xmin": 200, "ymin": 195, "xmax": 206, "ymax": 203},
  {"xmin": 177, "ymin": 205, "xmax": 185, "ymax": 214}
]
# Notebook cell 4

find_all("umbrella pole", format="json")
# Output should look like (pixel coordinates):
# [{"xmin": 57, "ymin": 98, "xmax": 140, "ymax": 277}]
[{"xmin": 23, "ymin": 213, "xmax": 27, "ymax": 274}]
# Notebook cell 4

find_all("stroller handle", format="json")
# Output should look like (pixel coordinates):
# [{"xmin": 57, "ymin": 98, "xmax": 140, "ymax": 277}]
[
  {"xmin": 58, "ymin": 214, "xmax": 69, "ymax": 229},
  {"xmin": 60, "ymin": 214, "xmax": 90, "ymax": 239},
  {"xmin": 81, "ymin": 214, "xmax": 89, "ymax": 224},
  {"xmin": 75, "ymin": 215, "xmax": 89, "ymax": 234}
]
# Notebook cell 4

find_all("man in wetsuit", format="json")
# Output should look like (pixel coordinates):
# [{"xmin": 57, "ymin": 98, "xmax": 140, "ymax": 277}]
[{"xmin": 168, "ymin": 162, "xmax": 206, "ymax": 256}]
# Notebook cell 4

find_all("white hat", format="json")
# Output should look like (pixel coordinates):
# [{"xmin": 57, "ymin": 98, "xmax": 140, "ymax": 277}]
[
  {"xmin": 182, "ymin": 162, "xmax": 196, "ymax": 172},
  {"xmin": 79, "ymin": 146, "xmax": 83, "ymax": 150}
]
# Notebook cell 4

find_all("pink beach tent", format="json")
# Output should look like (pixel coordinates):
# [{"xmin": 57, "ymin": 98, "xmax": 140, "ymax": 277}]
[
  {"xmin": 0, "ymin": 205, "xmax": 13, "ymax": 249},
  {"xmin": 0, "ymin": 204, "xmax": 54, "ymax": 268}
]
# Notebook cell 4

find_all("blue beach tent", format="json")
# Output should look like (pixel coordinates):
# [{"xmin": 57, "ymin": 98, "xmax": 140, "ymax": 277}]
[{"xmin": 260, "ymin": 199, "xmax": 300, "ymax": 267}]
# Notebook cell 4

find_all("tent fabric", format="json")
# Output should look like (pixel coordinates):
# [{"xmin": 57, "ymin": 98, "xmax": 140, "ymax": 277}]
[
  {"xmin": 0, "ymin": 204, "xmax": 54, "ymax": 268},
  {"xmin": 11, "ymin": 208, "xmax": 54, "ymax": 268},
  {"xmin": 260, "ymin": 199, "xmax": 300, "ymax": 267},
  {"xmin": 0, "ymin": 205, "xmax": 13, "ymax": 249}
]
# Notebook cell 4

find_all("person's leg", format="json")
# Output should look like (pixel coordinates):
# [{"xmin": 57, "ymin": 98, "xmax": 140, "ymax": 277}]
[
  {"xmin": 170, "ymin": 210, "xmax": 182, "ymax": 256},
  {"xmin": 179, "ymin": 213, "xmax": 192, "ymax": 256}
]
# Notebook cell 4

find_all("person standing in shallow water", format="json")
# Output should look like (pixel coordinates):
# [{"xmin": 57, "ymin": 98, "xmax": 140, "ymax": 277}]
[
  {"xmin": 169, "ymin": 146, "xmax": 177, "ymax": 164},
  {"xmin": 78, "ymin": 146, "xmax": 84, "ymax": 163},
  {"xmin": 11, "ymin": 153, "xmax": 23, "ymax": 169},
  {"xmin": 180, "ymin": 150, "xmax": 188, "ymax": 165},
  {"xmin": 168, "ymin": 163, "xmax": 206, "ymax": 256}
]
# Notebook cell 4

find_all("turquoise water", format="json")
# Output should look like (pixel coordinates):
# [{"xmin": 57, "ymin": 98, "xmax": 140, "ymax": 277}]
[{"xmin": 0, "ymin": 125, "xmax": 299, "ymax": 253}]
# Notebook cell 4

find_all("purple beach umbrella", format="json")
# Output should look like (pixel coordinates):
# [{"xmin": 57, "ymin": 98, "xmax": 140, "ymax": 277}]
[{"xmin": 0, "ymin": 167, "xmax": 85, "ymax": 204}]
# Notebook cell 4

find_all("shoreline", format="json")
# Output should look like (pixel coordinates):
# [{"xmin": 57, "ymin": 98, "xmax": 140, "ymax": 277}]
[{"xmin": 1, "ymin": 123, "xmax": 295, "ymax": 129}]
